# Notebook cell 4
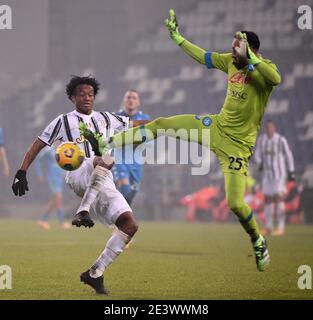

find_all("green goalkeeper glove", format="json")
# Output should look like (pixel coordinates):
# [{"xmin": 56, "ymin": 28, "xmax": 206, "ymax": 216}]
[
  {"xmin": 165, "ymin": 9, "xmax": 185, "ymax": 46},
  {"xmin": 79, "ymin": 122, "xmax": 109, "ymax": 156},
  {"xmin": 235, "ymin": 31, "xmax": 261, "ymax": 66}
]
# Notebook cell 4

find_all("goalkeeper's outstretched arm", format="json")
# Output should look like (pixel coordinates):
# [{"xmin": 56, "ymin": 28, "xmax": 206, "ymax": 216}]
[
  {"xmin": 165, "ymin": 9, "xmax": 206, "ymax": 65},
  {"xmin": 180, "ymin": 40, "xmax": 206, "ymax": 65}
]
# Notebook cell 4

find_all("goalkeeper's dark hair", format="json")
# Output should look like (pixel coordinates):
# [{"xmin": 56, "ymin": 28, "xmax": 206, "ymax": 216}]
[
  {"xmin": 241, "ymin": 31, "xmax": 260, "ymax": 51},
  {"xmin": 66, "ymin": 75, "xmax": 100, "ymax": 99}
]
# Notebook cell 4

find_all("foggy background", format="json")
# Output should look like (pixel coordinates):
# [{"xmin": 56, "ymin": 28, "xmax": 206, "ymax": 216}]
[{"xmin": 0, "ymin": 0, "xmax": 312, "ymax": 222}]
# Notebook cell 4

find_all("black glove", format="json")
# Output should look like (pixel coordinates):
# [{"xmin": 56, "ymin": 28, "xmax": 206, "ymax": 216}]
[
  {"xmin": 288, "ymin": 171, "xmax": 295, "ymax": 182},
  {"xmin": 12, "ymin": 170, "xmax": 29, "ymax": 196}
]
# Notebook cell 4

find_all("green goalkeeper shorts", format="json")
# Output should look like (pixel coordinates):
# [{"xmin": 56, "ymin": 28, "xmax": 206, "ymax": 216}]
[{"xmin": 197, "ymin": 114, "xmax": 253, "ymax": 177}]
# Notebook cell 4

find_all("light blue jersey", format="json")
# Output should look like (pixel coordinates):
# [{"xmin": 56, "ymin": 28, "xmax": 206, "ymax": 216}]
[
  {"xmin": 113, "ymin": 110, "xmax": 150, "ymax": 205},
  {"xmin": 114, "ymin": 110, "xmax": 150, "ymax": 168},
  {"xmin": 113, "ymin": 110, "xmax": 150, "ymax": 182}
]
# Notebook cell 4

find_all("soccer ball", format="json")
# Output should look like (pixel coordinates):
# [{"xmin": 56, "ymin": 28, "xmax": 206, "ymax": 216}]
[{"xmin": 55, "ymin": 142, "xmax": 85, "ymax": 171}]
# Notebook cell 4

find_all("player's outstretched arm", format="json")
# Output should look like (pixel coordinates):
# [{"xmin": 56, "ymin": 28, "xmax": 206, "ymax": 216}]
[
  {"xmin": 254, "ymin": 61, "xmax": 281, "ymax": 86},
  {"xmin": 165, "ymin": 9, "xmax": 206, "ymax": 65},
  {"xmin": 12, "ymin": 138, "xmax": 46, "ymax": 196}
]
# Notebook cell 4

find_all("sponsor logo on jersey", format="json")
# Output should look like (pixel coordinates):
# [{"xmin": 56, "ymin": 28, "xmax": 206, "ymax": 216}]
[
  {"xmin": 227, "ymin": 89, "xmax": 248, "ymax": 100},
  {"xmin": 229, "ymin": 71, "xmax": 251, "ymax": 85},
  {"xmin": 76, "ymin": 135, "xmax": 86, "ymax": 144},
  {"xmin": 202, "ymin": 117, "xmax": 212, "ymax": 127}
]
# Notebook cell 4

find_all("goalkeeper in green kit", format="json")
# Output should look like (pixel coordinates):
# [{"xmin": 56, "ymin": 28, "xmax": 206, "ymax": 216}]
[{"xmin": 80, "ymin": 9, "xmax": 281, "ymax": 271}]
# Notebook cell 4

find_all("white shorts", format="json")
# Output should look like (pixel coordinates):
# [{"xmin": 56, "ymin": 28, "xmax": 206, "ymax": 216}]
[
  {"xmin": 262, "ymin": 177, "xmax": 286, "ymax": 196},
  {"xmin": 65, "ymin": 157, "xmax": 132, "ymax": 226}
]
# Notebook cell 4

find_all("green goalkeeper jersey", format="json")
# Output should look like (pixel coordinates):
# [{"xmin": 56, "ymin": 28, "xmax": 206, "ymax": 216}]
[{"xmin": 205, "ymin": 52, "xmax": 279, "ymax": 147}]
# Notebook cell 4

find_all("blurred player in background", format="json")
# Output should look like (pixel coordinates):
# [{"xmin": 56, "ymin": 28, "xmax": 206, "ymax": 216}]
[
  {"xmin": 254, "ymin": 120, "xmax": 295, "ymax": 236},
  {"xmin": 113, "ymin": 90, "xmax": 150, "ymax": 206},
  {"xmin": 0, "ymin": 127, "xmax": 10, "ymax": 177},
  {"xmin": 180, "ymin": 186, "xmax": 221, "ymax": 222},
  {"xmin": 11, "ymin": 76, "xmax": 147, "ymax": 295},
  {"xmin": 81, "ymin": 9, "xmax": 282, "ymax": 272},
  {"xmin": 35, "ymin": 146, "xmax": 70, "ymax": 230}
]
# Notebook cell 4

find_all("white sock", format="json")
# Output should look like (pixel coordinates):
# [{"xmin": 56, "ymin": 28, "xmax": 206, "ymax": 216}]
[
  {"xmin": 89, "ymin": 230, "xmax": 131, "ymax": 278},
  {"xmin": 264, "ymin": 203, "xmax": 274, "ymax": 232},
  {"xmin": 277, "ymin": 201, "xmax": 286, "ymax": 231},
  {"xmin": 76, "ymin": 166, "xmax": 109, "ymax": 214}
]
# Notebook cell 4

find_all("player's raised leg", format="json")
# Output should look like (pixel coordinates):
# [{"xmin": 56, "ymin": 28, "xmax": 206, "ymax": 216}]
[
  {"xmin": 72, "ymin": 155, "xmax": 115, "ymax": 228},
  {"xmin": 224, "ymin": 172, "xmax": 270, "ymax": 271},
  {"xmin": 113, "ymin": 114, "xmax": 211, "ymax": 147},
  {"xmin": 81, "ymin": 114, "xmax": 213, "ymax": 155}
]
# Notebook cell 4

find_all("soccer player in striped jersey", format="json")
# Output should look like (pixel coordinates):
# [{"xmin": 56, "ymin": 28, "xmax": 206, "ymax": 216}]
[
  {"xmin": 254, "ymin": 120, "xmax": 295, "ymax": 236},
  {"xmin": 12, "ymin": 75, "xmax": 147, "ymax": 294},
  {"xmin": 80, "ymin": 9, "xmax": 282, "ymax": 272}
]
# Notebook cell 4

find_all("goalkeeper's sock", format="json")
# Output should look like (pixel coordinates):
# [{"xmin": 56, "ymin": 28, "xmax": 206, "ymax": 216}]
[
  {"xmin": 239, "ymin": 211, "xmax": 260, "ymax": 243},
  {"xmin": 76, "ymin": 166, "xmax": 110, "ymax": 214},
  {"xmin": 89, "ymin": 229, "xmax": 131, "ymax": 278},
  {"xmin": 264, "ymin": 203, "xmax": 274, "ymax": 233},
  {"xmin": 276, "ymin": 201, "xmax": 285, "ymax": 231}
]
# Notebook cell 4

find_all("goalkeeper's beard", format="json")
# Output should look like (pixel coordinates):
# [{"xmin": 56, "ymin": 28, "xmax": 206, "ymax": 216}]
[{"xmin": 233, "ymin": 56, "xmax": 248, "ymax": 70}]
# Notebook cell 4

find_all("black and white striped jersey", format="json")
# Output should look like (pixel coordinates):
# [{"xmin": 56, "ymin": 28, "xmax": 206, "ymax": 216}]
[
  {"xmin": 38, "ymin": 110, "xmax": 129, "ymax": 157},
  {"xmin": 254, "ymin": 132, "xmax": 295, "ymax": 181}
]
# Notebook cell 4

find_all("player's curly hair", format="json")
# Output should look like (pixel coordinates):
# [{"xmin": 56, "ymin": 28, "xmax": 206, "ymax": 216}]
[
  {"xmin": 66, "ymin": 75, "xmax": 100, "ymax": 99},
  {"xmin": 241, "ymin": 31, "xmax": 260, "ymax": 51}
]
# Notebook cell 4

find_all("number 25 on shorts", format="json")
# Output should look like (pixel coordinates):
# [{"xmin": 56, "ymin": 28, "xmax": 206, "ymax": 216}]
[{"xmin": 228, "ymin": 156, "xmax": 243, "ymax": 171}]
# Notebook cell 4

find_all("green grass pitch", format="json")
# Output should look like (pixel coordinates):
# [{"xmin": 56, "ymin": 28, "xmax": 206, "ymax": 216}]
[{"xmin": 0, "ymin": 219, "xmax": 312, "ymax": 300}]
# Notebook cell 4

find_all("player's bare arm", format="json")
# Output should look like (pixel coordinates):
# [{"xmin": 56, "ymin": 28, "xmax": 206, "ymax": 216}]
[
  {"xmin": 20, "ymin": 138, "xmax": 46, "ymax": 171},
  {"xmin": 12, "ymin": 138, "xmax": 46, "ymax": 196}
]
